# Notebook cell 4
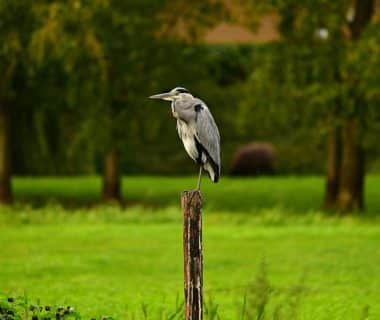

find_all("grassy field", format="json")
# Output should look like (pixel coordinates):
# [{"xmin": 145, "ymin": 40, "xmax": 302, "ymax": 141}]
[
  {"xmin": 12, "ymin": 175, "xmax": 380, "ymax": 214},
  {"xmin": 1, "ymin": 176, "xmax": 380, "ymax": 319}
]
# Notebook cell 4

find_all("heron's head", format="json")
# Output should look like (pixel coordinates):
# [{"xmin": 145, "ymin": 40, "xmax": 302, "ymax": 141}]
[{"xmin": 149, "ymin": 87, "xmax": 191, "ymax": 102}]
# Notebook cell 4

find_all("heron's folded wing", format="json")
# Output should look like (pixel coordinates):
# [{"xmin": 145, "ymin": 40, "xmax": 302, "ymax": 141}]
[{"xmin": 194, "ymin": 102, "xmax": 221, "ymax": 171}]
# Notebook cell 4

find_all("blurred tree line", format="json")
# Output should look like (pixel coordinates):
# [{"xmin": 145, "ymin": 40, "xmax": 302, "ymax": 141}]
[
  {"xmin": 240, "ymin": 0, "xmax": 380, "ymax": 212},
  {"xmin": 1, "ymin": 0, "xmax": 379, "ymax": 211}
]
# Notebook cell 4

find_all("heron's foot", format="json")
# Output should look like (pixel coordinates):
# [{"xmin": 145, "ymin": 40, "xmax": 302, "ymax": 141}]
[{"xmin": 187, "ymin": 188, "xmax": 201, "ymax": 204}]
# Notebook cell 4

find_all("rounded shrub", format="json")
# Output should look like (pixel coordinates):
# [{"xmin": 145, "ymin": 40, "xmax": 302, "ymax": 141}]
[{"xmin": 230, "ymin": 143, "xmax": 276, "ymax": 176}]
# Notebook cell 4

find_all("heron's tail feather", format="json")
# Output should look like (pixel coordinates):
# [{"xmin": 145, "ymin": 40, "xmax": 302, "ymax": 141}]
[{"xmin": 204, "ymin": 161, "xmax": 220, "ymax": 183}]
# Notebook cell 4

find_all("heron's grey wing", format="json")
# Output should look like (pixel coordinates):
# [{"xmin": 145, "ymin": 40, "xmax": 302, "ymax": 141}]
[{"xmin": 194, "ymin": 102, "xmax": 221, "ymax": 172}]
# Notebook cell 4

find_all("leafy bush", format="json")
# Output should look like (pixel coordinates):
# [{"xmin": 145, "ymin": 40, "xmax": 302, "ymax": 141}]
[
  {"xmin": 0, "ymin": 295, "xmax": 86, "ymax": 320},
  {"xmin": 230, "ymin": 143, "xmax": 276, "ymax": 176}
]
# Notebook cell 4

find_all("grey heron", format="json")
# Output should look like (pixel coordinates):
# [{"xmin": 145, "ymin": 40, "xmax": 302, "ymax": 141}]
[{"xmin": 150, "ymin": 87, "xmax": 220, "ymax": 190}]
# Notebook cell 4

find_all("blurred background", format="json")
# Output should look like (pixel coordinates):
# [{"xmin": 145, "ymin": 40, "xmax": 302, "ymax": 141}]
[
  {"xmin": 1, "ymin": 0, "xmax": 380, "ymax": 209},
  {"xmin": 1, "ymin": 0, "xmax": 380, "ymax": 319},
  {"xmin": 1, "ymin": 0, "xmax": 380, "ymax": 211}
]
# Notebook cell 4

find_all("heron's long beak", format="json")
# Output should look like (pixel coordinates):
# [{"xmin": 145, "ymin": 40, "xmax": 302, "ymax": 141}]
[{"xmin": 149, "ymin": 92, "xmax": 173, "ymax": 101}]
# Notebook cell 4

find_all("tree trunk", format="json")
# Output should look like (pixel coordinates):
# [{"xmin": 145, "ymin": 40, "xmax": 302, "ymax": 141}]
[
  {"xmin": 102, "ymin": 149, "xmax": 121, "ymax": 202},
  {"xmin": 349, "ymin": 0, "xmax": 375, "ymax": 41},
  {"xmin": 337, "ymin": 118, "xmax": 364, "ymax": 212},
  {"xmin": 0, "ymin": 104, "xmax": 12, "ymax": 205},
  {"xmin": 335, "ymin": 0, "xmax": 374, "ymax": 213},
  {"xmin": 324, "ymin": 124, "xmax": 341, "ymax": 210}
]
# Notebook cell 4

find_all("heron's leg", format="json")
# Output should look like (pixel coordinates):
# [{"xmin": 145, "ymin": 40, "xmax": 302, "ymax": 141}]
[{"xmin": 196, "ymin": 166, "xmax": 203, "ymax": 190}]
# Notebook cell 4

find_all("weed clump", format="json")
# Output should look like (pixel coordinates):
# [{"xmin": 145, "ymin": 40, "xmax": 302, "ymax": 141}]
[{"xmin": 0, "ymin": 295, "xmax": 113, "ymax": 320}]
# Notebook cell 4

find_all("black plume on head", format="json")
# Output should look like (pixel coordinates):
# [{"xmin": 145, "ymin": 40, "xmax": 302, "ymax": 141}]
[{"xmin": 174, "ymin": 87, "xmax": 190, "ymax": 94}]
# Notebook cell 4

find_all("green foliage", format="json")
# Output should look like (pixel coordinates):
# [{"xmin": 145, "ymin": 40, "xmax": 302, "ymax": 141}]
[
  {"xmin": 0, "ymin": 294, "xmax": 81, "ymax": 320},
  {"xmin": 346, "ymin": 21, "xmax": 380, "ymax": 145},
  {"xmin": 6, "ymin": 1, "xmax": 255, "ymax": 175},
  {"xmin": 0, "ymin": 0, "xmax": 106, "ymax": 174},
  {"xmin": 11, "ymin": 43, "xmax": 255, "ymax": 175},
  {"xmin": 239, "ymin": 0, "xmax": 380, "ymax": 173},
  {"xmin": 0, "ymin": 0, "xmax": 33, "ymax": 97},
  {"xmin": 4, "ymin": 0, "xmax": 380, "ymax": 175},
  {"xmin": 156, "ymin": 0, "xmax": 227, "ymax": 43}
]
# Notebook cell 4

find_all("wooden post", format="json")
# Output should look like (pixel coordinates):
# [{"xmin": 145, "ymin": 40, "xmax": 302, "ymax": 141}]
[{"xmin": 181, "ymin": 190, "xmax": 203, "ymax": 320}]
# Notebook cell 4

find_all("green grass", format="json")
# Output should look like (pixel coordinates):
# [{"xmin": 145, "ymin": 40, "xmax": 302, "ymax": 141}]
[
  {"xmin": 13, "ymin": 175, "xmax": 380, "ymax": 214},
  {"xmin": 1, "ymin": 176, "xmax": 380, "ymax": 319}
]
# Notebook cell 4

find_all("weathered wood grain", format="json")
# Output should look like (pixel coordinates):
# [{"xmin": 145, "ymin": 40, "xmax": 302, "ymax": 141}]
[{"xmin": 181, "ymin": 190, "xmax": 203, "ymax": 320}]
